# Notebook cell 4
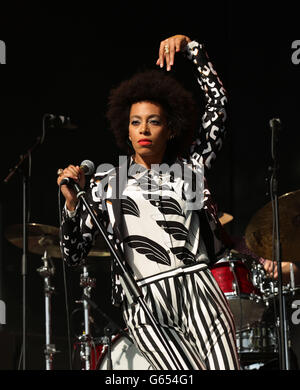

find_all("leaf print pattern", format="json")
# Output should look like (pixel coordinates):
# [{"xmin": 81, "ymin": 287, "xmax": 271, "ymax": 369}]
[
  {"xmin": 147, "ymin": 196, "xmax": 185, "ymax": 217},
  {"xmin": 121, "ymin": 197, "xmax": 140, "ymax": 217},
  {"xmin": 170, "ymin": 247, "xmax": 196, "ymax": 265},
  {"xmin": 137, "ymin": 174, "xmax": 170, "ymax": 193},
  {"xmin": 124, "ymin": 235, "xmax": 171, "ymax": 266},
  {"xmin": 156, "ymin": 221, "xmax": 189, "ymax": 242}
]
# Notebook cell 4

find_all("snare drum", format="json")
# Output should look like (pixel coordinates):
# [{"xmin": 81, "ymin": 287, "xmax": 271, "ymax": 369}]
[
  {"xmin": 236, "ymin": 323, "xmax": 278, "ymax": 354},
  {"xmin": 236, "ymin": 323, "xmax": 278, "ymax": 367},
  {"xmin": 211, "ymin": 253, "xmax": 266, "ymax": 330}
]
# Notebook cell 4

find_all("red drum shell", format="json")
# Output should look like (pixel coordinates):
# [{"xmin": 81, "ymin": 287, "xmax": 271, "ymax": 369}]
[{"xmin": 211, "ymin": 260, "xmax": 260, "ymax": 296}]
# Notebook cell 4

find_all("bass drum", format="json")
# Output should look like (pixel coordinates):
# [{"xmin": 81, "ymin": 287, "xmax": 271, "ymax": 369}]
[{"xmin": 97, "ymin": 333, "xmax": 153, "ymax": 370}]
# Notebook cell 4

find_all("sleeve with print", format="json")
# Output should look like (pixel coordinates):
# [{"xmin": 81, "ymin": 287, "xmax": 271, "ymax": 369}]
[
  {"xmin": 184, "ymin": 40, "xmax": 228, "ymax": 170},
  {"xmin": 60, "ymin": 174, "xmax": 109, "ymax": 267}
]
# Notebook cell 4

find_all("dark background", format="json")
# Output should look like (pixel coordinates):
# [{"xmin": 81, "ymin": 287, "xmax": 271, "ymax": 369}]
[{"xmin": 0, "ymin": 1, "xmax": 300, "ymax": 370}]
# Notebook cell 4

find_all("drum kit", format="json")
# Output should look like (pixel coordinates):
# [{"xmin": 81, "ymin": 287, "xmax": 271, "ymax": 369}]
[
  {"xmin": 214, "ymin": 190, "xmax": 300, "ymax": 369},
  {"xmin": 4, "ymin": 190, "xmax": 300, "ymax": 370}
]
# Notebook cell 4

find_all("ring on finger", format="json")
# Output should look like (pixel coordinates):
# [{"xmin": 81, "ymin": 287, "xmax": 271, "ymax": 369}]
[
  {"xmin": 164, "ymin": 44, "xmax": 170, "ymax": 54},
  {"xmin": 57, "ymin": 168, "xmax": 64, "ymax": 176}
]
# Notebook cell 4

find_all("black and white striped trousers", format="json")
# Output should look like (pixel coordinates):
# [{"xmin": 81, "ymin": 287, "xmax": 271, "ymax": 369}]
[{"xmin": 122, "ymin": 262, "xmax": 240, "ymax": 370}]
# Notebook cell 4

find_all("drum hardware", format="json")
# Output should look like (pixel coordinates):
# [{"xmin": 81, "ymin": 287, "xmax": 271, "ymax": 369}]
[
  {"xmin": 80, "ymin": 293, "xmax": 133, "ymax": 370},
  {"xmin": 36, "ymin": 249, "xmax": 59, "ymax": 370},
  {"xmin": 229, "ymin": 260, "xmax": 239, "ymax": 296},
  {"xmin": 251, "ymin": 260, "xmax": 298, "ymax": 305},
  {"xmin": 5, "ymin": 223, "xmax": 63, "ymax": 369},
  {"xmin": 5, "ymin": 222, "xmax": 110, "ymax": 370},
  {"xmin": 100, "ymin": 322, "xmax": 119, "ymax": 370},
  {"xmin": 5, "ymin": 223, "xmax": 66, "ymax": 370},
  {"xmin": 74, "ymin": 262, "xmax": 96, "ymax": 370},
  {"xmin": 245, "ymin": 118, "xmax": 294, "ymax": 370}
]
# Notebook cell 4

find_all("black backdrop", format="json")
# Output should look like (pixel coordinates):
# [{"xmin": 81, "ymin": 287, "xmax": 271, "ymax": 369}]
[{"xmin": 0, "ymin": 1, "xmax": 300, "ymax": 370}]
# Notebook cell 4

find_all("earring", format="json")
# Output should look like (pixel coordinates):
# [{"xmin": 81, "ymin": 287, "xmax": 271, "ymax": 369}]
[{"xmin": 169, "ymin": 134, "xmax": 175, "ymax": 140}]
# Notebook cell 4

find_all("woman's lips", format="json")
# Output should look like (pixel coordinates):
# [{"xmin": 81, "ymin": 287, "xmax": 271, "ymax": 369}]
[{"xmin": 138, "ymin": 140, "xmax": 152, "ymax": 146}]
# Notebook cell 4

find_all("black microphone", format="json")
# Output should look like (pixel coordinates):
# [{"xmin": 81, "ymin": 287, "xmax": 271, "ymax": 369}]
[
  {"xmin": 269, "ymin": 118, "xmax": 281, "ymax": 161},
  {"xmin": 46, "ymin": 114, "xmax": 77, "ymax": 129},
  {"xmin": 60, "ymin": 160, "xmax": 95, "ymax": 186}
]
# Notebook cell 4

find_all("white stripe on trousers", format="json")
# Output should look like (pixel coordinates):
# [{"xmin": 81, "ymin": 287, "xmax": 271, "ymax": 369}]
[{"xmin": 122, "ymin": 263, "xmax": 240, "ymax": 370}]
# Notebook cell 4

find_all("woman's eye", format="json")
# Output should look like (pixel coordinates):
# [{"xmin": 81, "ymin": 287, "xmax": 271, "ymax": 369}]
[
  {"xmin": 131, "ymin": 120, "xmax": 140, "ymax": 125},
  {"xmin": 150, "ymin": 120, "xmax": 160, "ymax": 125}
]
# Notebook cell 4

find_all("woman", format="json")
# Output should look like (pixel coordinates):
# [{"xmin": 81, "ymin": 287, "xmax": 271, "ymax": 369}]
[{"xmin": 58, "ymin": 34, "xmax": 240, "ymax": 370}]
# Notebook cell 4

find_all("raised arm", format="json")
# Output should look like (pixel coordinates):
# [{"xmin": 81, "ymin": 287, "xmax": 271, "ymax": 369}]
[{"xmin": 157, "ymin": 35, "xmax": 228, "ymax": 170}]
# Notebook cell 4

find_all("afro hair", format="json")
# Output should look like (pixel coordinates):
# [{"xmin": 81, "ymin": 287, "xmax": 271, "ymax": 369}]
[{"xmin": 106, "ymin": 69, "xmax": 199, "ymax": 159}]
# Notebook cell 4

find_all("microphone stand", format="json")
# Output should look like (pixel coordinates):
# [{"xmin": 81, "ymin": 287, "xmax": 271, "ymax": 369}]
[
  {"xmin": 2, "ymin": 113, "xmax": 63, "ymax": 370},
  {"xmin": 269, "ymin": 118, "xmax": 290, "ymax": 370},
  {"xmin": 67, "ymin": 181, "xmax": 182, "ymax": 370},
  {"xmin": 3, "ymin": 137, "xmax": 42, "ymax": 370}
]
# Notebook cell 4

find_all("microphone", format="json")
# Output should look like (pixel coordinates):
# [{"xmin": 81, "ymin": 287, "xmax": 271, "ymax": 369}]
[
  {"xmin": 45, "ymin": 114, "xmax": 78, "ymax": 129},
  {"xmin": 269, "ymin": 118, "xmax": 281, "ymax": 161},
  {"xmin": 60, "ymin": 160, "xmax": 95, "ymax": 186},
  {"xmin": 269, "ymin": 118, "xmax": 281, "ymax": 132}
]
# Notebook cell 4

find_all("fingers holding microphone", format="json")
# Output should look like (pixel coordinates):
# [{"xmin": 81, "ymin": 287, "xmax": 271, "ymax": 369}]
[{"xmin": 57, "ymin": 164, "xmax": 86, "ymax": 211}]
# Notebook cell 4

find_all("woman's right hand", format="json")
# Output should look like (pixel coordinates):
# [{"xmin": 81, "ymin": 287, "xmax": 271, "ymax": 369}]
[
  {"xmin": 156, "ymin": 34, "xmax": 191, "ymax": 71},
  {"xmin": 57, "ymin": 164, "xmax": 86, "ymax": 211}
]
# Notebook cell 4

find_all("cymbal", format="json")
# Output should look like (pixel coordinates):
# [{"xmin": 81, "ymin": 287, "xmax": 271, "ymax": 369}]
[
  {"xmin": 245, "ymin": 190, "xmax": 300, "ymax": 262},
  {"xmin": 5, "ymin": 223, "xmax": 61, "ymax": 258},
  {"xmin": 89, "ymin": 236, "xmax": 111, "ymax": 258},
  {"xmin": 5, "ymin": 223, "xmax": 110, "ymax": 258},
  {"xmin": 218, "ymin": 212, "xmax": 234, "ymax": 226}
]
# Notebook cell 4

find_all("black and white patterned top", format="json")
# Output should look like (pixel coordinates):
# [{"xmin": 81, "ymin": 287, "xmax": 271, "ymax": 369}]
[
  {"xmin": 60, "ymin": 40, "xmax": 229, "ymax": 306},
  {"xmin": 121, "ymin": 158, "xmax": 209, "ymax": 281}
]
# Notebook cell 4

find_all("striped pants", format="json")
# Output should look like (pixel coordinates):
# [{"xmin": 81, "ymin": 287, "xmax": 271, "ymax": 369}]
[{"xmin": 122, "ymin": 263, "xmax": 240, "ymax": 370}]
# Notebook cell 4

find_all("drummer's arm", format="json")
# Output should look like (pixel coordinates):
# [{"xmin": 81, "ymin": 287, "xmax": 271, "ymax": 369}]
[{"xmin": 263, "ymin": 260, "xmax": 300, "ymax": 285}]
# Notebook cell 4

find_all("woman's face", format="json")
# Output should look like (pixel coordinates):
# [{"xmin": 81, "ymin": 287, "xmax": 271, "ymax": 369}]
[{"xmin": 128, "ymin": 101, "xmax": 171, "ymax": 167}]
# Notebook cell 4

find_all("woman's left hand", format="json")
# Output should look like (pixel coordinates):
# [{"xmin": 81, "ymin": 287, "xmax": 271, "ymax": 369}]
[{"xmin": 156, "ymin": 34, "xmax": 191, "ymax": 71}]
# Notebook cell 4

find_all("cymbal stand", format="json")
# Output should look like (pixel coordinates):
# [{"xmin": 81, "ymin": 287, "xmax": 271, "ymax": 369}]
[
  {"xmin": 269, "ymin": 118, "xmax": 290, "ymax": 370},
  {"xmin": 37, "ymin": 249, "xmax": 58, "ymax": 370},
  {"xmin": 76, "ymin": 263, "xmax": 96, "ymax": 370}
]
